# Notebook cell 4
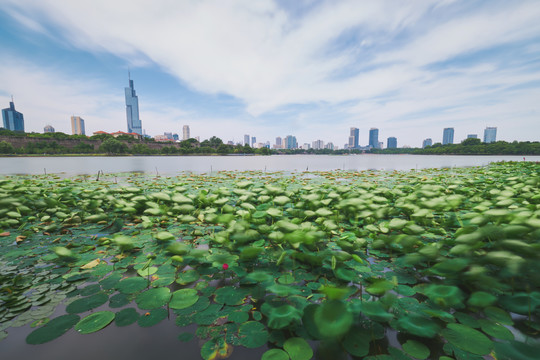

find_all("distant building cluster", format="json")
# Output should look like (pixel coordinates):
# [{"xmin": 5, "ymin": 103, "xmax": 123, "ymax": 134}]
[
  {"xmin": 1, "ymin": 72, "xmax": 501, "ymax": 151},
  {"xmin": 421, "ymin": 126, "xmax": 497, "ymax": 148}
]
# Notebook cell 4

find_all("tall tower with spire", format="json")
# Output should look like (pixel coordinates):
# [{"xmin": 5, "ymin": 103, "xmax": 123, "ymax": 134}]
[
  {"xmin": 125, "ymin": 72, "xmax": 142, "ymax": 135},
  {"xmin": 2, "ymin": 96, "xmax": 25, "ymax": 132}
]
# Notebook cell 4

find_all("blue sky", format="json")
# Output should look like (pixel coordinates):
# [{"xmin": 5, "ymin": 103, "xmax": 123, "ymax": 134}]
[{"xmin": 1, "ymin": 0, "xmax": 539, "ymax": 148}]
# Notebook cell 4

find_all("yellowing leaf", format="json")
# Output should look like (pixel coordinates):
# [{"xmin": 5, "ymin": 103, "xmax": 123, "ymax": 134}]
[{"xmin": 80, "ymin": 259, "xmax": 101, "ymax": 269}]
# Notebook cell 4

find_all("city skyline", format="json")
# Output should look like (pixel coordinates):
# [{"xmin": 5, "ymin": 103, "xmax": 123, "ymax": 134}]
[{"xmin": 1, "ymin": 1, "xmax": 539, "ymax": 146}]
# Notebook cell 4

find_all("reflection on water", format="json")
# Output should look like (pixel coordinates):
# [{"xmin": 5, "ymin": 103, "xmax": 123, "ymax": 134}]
[{"xmin": 1, "ymin": 154, "xmax": 538, "ymax": 175}]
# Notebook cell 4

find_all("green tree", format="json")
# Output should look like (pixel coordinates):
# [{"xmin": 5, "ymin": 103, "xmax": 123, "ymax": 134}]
[
  {"xmin": 99, "ymin": 138, "xmax": 128, "ymax": 154},
  {"xmin": 0, "ymin": 141, "xmax": 15, "ymax": 154}
]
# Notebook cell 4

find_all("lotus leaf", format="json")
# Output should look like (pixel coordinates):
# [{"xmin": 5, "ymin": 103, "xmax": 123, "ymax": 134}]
[
  {"xmin": 170, "ymin": 288, "xmax": 199, "ymax": 309},
  {"xmin": 135, "ymin": 287, "xmax": 171, "ymax": 309},
  {"xmin": 116, "ymin": 277, "xmax": 148, "ymax": 294},
  {"xmin": 75, "ymin": 311, "xmax": 115, "ymax": 334},
  {"xmin": 441, "ymin": 323, "xmax": 493, "ymax": 355},
  {"xmin": 115, "ymin": 308, "xmax": 140, "ymax": 327},
  {"xmin": 402, "ymin": 340, "xmax": 430, "ymax": 360},
  {"xmin": 262, "ymin": 349, "xmax": 289, "ymax": 360},
  {"xmin": 238, "ymin": 321, "xmax": 268, "ymax": 348},
  {"xmin": 284, "ymin": 337, "xmax": 313, "ymax": 360},
  {"xmin": 66, "ymin": 292, "xmax": 108, "ymax": 314},
  {"xmin": 26, "ymin": 314, "xmax": 80, "ymax": 344},
  {"xmin": 313, "ymin": 300, "xmax": 352, "ymax": 338},
  {"xmin": 137, "ymin": 308, "xmax": 168, "ymax": 327}
]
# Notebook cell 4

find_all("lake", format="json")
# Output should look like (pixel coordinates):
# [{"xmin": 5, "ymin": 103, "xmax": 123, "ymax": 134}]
[{"xmin": 1, "ymin": 154, "xmax": 538, "ymax": 175}]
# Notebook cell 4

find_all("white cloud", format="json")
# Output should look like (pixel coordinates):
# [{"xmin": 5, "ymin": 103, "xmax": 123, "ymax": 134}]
[{"xmin": 2, "ymin": 0, "xmax": 540, "ymax": 146}]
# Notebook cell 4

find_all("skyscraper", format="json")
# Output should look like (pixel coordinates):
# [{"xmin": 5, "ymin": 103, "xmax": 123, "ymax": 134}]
[
  {"xmin": 275, "ymin": 137, "xmax": 282, "ymax": 148},
  {"xmin": 251, "ymin": 136, "xmax": 256, "ymax": 146},
  {"xmin": 183, "ymin": 125, "xmax": 190, "ymax": 140},
  {"xmin": 244, "ymin": 134, "xmax": 250, "ymax": 146},
  {"xmin": 484, "ymin": 127, "xmax": 497, "ymax": 143},
  {"xmin": 349, "ymin": 127, "xmax": 359, "ymax": 149},
  {"xmin": 369, "ymin": 128, "xmax": 379, "ymax": 148},
  {"xmin": 312, "ymin": 140, "xmax": 324, "ymax": 150},
  {"xmin": 71, "ymin": 116, "xmax": 85, "ymax": 135},
  {"xmin": 284, "ymin": 135, "xmax": 297, "ymax": 149},
  {"xmin": 2, "ymin": 99, "xmax": 24, "ymax": 132},
  {"xmin": 422, "ymin": 138, "xmax": 432, "ymax": 148},
  {"xmin": 387, "ymin": 137, "xmax": 397, "ymax": 149},
  {"xmin": 442, "ymin": 128, "xmax": 454, "ymax": 145},
  {"xmin": 44, "ymin": 125, "xmax": 55, "ymax": 133},
  {"xmin": 125, "ymin": 74, "xmax": 142, "ymax": 135}
]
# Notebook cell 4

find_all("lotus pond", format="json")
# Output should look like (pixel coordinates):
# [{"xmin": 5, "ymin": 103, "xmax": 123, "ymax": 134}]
[{"xmin": 1, "ymin": 162, "xmax": 540, "ymax": 360}]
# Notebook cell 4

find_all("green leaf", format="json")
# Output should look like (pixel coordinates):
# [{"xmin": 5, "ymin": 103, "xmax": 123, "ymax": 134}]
[
  {"xmin": 75, "ymin": 311, "xmax": 115, "ymax": 334},
  {"xmin": 441, "ymin": 323, "xmax": 493, "ymax": 355},
  {"xmin": 262, "ymin": 349, "xmax": 290, "ymax": 360},
  {"xmin": 115, "ymin": 308, "xmax": 140, "ymax": 327},
  {"xmin": 284, "ymin": 337, "xmax": 313, "ymax": 360},
  {"xmin": 238, "ymin": 321, "xmax": 268, "ymax": 348},
  {"xmin": 66, "ymin": 293, "xmax": 109, "ymax": 314},
  {"xmin": 135, "ymin": 287, "xmax": 171, "ymax": 309},
  {"xmin": 402, "ymin": 340, "xmax": 430, "ymax": 360},
  {"xmin": 137, "ymin": 308, "xmax": 168, "ymax": 327},
  {"xmin": 116, "ymin": 277, "xmax": 148, "ymax": 294},
  {"xmin": 169, "ymin": 288, "xmax": 199, "ymax": 309},
  {"xmin": 26, "ymin": 314, "xmax": 80, "ymax": 344}
]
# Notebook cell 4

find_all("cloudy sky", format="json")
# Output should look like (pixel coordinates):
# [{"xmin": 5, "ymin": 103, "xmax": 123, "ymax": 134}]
[{"xmin": 1, "ymin": 0, "xmax": 539, "ymax": 147}]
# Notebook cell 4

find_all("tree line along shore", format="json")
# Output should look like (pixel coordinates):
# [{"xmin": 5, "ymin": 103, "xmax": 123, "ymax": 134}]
[{"xmin": 0, "ymin": 129, "xmax": 539, "ymax": 156}]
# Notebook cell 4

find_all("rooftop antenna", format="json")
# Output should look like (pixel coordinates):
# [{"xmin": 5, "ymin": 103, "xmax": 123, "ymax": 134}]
[
  {"xmin": 11, "ymin": 95, "xmax": 14, "ymax": 102},
  {"xmin": 128, "ymin": 68, "xmax": 131, "ymax": 81}
]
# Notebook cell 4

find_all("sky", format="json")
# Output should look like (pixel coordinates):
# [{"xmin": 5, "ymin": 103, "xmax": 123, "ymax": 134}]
[{"xmin": 0, "ymin": 0, "xmax": 539, "ymax": 148}]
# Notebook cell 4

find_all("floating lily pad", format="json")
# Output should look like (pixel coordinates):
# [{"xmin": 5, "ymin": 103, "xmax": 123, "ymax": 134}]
[
  {"xmin": 137, "ymin": 308, "xmax": 168, "ymax": 327},
  {"xmin": 135, "ymin": 287, "xmax": 171, "ymax": 310},
  {"xmin": 284, "ymin": 337, "xmax": 313, "ymax": 360},
  {"xmin": 116, "ymin": 277, "xmax": 148, "ymax": 294},
  {"xmin": 66, "ymin": 293, "xmax": 108, "ymax": 314},
  {"xmin": 441, "ymin": 323, "xmax": 493, "ymax": 355},
  {"xmin": 238, "ymin": 321, "xmax": 268, "ymax": 348},
  {"xmin": 75, "ymin": 311, "xmax": 115, "ymax": 334},
  {"xmin": 109, "ymin": 293, "xmax": 130, "ymax": 308},
  {"xmin": 26, "ymin": 314, "xmax": 80, "ymax": 344},
  {"xmin": 201, "ymin": 336, "xmax": 232, "ymax": 360},
  {"xmin": 262, "ymin": 349, "xmax": 289, "ymax": 360},
  {"xmin": 341, "ymin": 326, "xmax": 370, "ymax": 357},
  {"xmin": 169, "ymin": 289, "xmax": 199, "ymax": 309},
  {"xmin": 115, "ymin": 308, "xmax": 139, "ymax": 327},
  {"xmin": 402, "ymin": 340, "xmax": 430, "ymax": 360}
]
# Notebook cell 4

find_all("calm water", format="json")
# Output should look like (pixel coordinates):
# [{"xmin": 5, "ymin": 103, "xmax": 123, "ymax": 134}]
[
  {"xmin": 1, "ymin": 153, "xmax": 538, "ymax": 359},
  {"xmin": 1, "ymin": 154, "xmax": 538, "ymax": 175}
]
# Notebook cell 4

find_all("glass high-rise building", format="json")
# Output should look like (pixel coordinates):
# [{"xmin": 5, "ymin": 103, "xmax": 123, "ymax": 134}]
[
  {"xmin": 369, "ymin": 128, "xmax": 379, "ymax": 148},
  {"xmin": 2, "ymin": 100, "xmax": 24, "ymax": 132},
  {"xmin": 483, "ymin": 127, "xmax": 497, "ymax": 143},
  {"xmin": 275, "ymin": 137, "xmax": 282, "ymax": 148},
  {"xmin": 284, "ymin": 135, "xmax": 297, "ymax": 149},
  {"xmin": 387, "ymin": 137, "xmax": 397, "ymax": 149},
  {"xmin": 349, "ymin": 127, "xmax": 359, "ymax": 149},
  {"xmin": 183, "ymin": 125, "xmax": 190, "ymax": 140},
  {"xmin": 71, "ymin": 116, "xmax": 85, "ymax": 135},
  {"xmin": 244, "ymin": 134, "xmax": 250, "ymax": 146},
  {"xmin": 251, "ymin": 136, "xmax": 256, "ymax": 146},
  {"xmin": 44, "ymin": 125, "xmax": 55, "ymax": 133},
  {"xmin": 125, "ymin": 76, "xmax": 142, "ymax": 135},
  {"xmin": 442, "ymin": 128, "xmax": 454, "ymax": 145},
  {"xmin": 422, "ymin": 138, "xmax": 433, "ymax": 148},
  {"xmin": 467, "ymin": 134, "xmax": 478, "ymax": 139}
]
